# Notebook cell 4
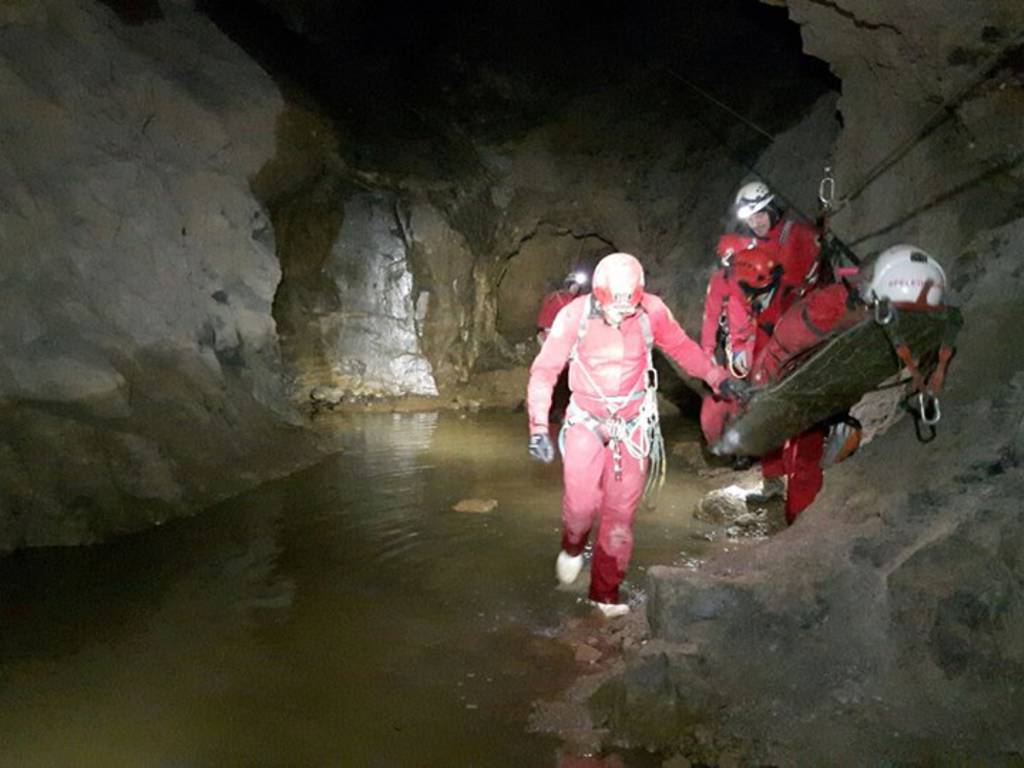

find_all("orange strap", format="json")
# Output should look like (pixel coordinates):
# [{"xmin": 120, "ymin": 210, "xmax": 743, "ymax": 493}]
[
  {"xmin": 927, "ymin": 345, "xmax": 955, "ymax": 394},
  {"xmin": 895, "ymin": 344, "xmax": 928, "ymax": 394}
]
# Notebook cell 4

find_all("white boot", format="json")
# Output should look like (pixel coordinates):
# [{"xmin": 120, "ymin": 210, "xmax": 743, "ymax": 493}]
[
  {"xmin": 593, "ymin": 601, "xmax": 630, "ymax": 619},
  {"xmin": 555, "ymin": 551, "xmax": 584, "ymax": 585},
  {"xmin": 746, "ymin": 476, "xmax": 785, "ymax": 503}
]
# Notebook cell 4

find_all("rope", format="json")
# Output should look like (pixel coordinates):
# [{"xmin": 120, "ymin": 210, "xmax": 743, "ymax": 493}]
[
  {"xmin": 847, "ymin": 151, "xmax": 1024, "ymax": 248},
  {"xmin": 664, "ymin": 67, "xmax": 822, "ymax": 229},
  {"xmin": 666, "ymin": 37, "xmax": 1022, "ymax": 261},
  {"xmin": 838, "ymin": 37, "xmax": 1024, "ymax": 210},
  {"xmin": 665, "ymin": 70, "xmax": 796, "ymax": 151}
]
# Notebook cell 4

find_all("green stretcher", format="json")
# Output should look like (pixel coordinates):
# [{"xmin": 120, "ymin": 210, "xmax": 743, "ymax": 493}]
[{"xmin": 711, "ymin": 304, "xmax": 964, "ymax": 457}]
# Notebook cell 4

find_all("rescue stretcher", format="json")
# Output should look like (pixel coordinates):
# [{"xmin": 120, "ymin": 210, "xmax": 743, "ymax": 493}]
[{"xmin": 711, "ymin": 299, "xmax": 963, "ymax": 458}]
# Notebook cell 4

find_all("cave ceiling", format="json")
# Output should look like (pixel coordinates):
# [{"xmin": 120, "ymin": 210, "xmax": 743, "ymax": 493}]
[{"xmin": 196, "ymin": 0, "xmax": 839, "ymax": 152}]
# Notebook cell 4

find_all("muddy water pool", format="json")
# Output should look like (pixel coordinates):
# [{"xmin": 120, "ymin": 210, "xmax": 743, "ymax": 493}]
[{"xmin": 0, "ymin": 411, "xmax": 723, "ymax": 767}]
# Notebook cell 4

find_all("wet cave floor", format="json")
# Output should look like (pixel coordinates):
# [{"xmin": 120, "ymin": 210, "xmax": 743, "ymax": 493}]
[{"xmin": 0, "ymin": 411, "xmax": 765, "ymax": 767}]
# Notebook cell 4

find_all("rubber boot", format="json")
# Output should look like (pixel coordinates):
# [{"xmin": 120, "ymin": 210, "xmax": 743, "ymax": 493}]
[
  {"xmin": 556, "ymin": 551, "xmax": 584, "ymax": 585},
  {"xmin": 593, "ymin": 601, "xmax": 630, "ymax": 618}
]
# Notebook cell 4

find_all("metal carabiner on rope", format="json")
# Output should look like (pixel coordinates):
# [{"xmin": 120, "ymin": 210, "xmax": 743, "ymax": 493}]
[
  {"xmin": 818, "ymin": 165, "xmax": 836, "ymax": 212},
  {"xmin": 873, "ymin": 299, "xmax": 895, "ymax": 326},
  {"xmin": 909, "ymin": 390, "xmax": 941, "ymax": 443},
  {"xmin": 918, "ymin": 392, "xmax": 942, "ymax": 426},
  {"xmin": 646, "ymin": 366, "xmax": 659, "ymax": 392}
]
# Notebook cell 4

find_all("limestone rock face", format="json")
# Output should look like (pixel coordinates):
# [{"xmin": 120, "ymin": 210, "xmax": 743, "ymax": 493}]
[
  {"xmin": 628, "ymin": 3, "xmax": 1024, "ymax": 760},
  {"xmin": 322, "ymin": 192, "xmax": 437, "ymax": 396},
  {"xmin": 785, "ymin": 0, "xmax": 1024, "ymax": 251},
  {"xmin": 0, "ymin": 1, "xmax": 310, "ymax": 550}
]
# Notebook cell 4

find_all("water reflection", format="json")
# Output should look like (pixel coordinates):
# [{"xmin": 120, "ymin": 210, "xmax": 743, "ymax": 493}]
[{"xmin": 0, "ymin": 411, "xmax": 714, "ymax": 767}]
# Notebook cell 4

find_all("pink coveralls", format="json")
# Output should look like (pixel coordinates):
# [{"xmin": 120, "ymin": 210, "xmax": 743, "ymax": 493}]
[
  {"xmin": 699, "ymin": 219, "xmax": 827, "ymax": 523},
  {"xmin": 528, "ymin": 294, "xmax": 729, "ymax": 604}
]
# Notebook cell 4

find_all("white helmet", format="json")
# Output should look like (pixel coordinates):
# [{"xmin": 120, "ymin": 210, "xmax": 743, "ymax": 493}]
[
  {"xmin": 734, "ymin": 181, "xmax": 775, "ymax": 220},
  {"xmin": 863, "ymin": 244, "xmax": 947, "ymax": 306}
]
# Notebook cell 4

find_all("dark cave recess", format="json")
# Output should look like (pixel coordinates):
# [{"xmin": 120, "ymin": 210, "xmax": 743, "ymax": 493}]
[{"xmin": 196, "ymin": 0, "xmax": 840, "ymax": 146}]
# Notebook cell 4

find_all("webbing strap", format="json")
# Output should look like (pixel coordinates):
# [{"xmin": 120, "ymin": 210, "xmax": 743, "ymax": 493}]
[
  {"xmin": 638, "ymin": 311, "xmax": 654, "ymax": 354},
  {"xmin": 561, "ymin": 400, "xmax": 644, "ymax": 481},
  {"xmin": 569, "ymin": 297, "xmax": 655, "ymax": 413},
  {"xmin": 875, "ymin": 298, "xmax": 957, "ymax": 436},
  {"xmin": 563, "ymin": 298, "xmax": 662, "ymax": 486},
  {"xmin": 570, "ymin": 296, "xmax": 654, "ymax": 361},
  {"xmin": 567, "ymin": 294, "xmax": 596, "ymax": 364},
  {"xmin": 927, "ymin": 345, "xmax": 955, "ymax": 394},
  {"xmin": 779, "ymin": 219, "xmax": 793, "ymax": 245}
]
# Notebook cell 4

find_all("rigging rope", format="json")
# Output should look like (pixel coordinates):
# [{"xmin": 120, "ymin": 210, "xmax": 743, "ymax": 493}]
[
  {"xmin": 837, "ymin": 37, "xmax": 1024, "ymax": 211},
  {"xmin": 665, "ymin": 35, "xmax": 1023, "ymax": 249}
]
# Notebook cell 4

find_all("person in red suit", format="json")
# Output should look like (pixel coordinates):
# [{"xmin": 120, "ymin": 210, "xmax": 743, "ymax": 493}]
[
  {"xmin": 536, "ymin": 271, "xmax": 588, "ymax": 344},
  {"xmin": 700, "ymin": 181, "xmax": 827, "ymax": 524},
  {"xmin": 536, "ymin": 271, "xmax": 590, "ymax": 421}
]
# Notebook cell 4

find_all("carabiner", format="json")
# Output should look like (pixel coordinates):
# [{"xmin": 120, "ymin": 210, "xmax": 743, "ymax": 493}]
[
  {"xmin": 874, "ymin": 299, "xmax": 895, "ymax": 326},
  {"xmin": 918, "ymin": 392, "xmax": 941, "ymax": 426},
  {"xmin": 646, "ymin": 366, "xmax": 659, "ymax": 391},
  {"xmin": 818, "ymin": 166, "xmax": 836, "ymax": 211}
]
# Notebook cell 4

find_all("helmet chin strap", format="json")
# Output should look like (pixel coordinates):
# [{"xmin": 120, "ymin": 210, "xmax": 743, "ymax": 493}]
[{"xmin": 602, "ymin": 301, "xmax": 639, "ymax": 326}]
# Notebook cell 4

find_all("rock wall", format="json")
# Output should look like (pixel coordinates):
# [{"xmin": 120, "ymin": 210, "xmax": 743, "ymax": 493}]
[
  {"xmin": 789, "ymin": 0, "xmax": 1024, "ymax": 253},
  {"xmin": 321, "ymin": 191, "xmax": 437, "ymax": 396},
  {"xmin": 0, "ymin": 0, "xmax": 313, "ymax": 550},
  {"xmin": 613, "ymin": 1, "xmax": 1024, "ymax": 762}
]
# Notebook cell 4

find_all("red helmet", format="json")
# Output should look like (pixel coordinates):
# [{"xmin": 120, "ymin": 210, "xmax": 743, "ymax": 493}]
[
  {"xmin": 716, "ymin": 234, "xmax": 757, "ymax": 266},
  {"xmin": 593, "ymin": 252, "xmax": 645, "ymax": 309},
  {"xmin": 732, "ymin": 248, "xmax": 782, "ymax": 295}
]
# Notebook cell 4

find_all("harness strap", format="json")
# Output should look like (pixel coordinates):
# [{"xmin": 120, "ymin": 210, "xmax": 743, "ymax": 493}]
[
  {"xmin": 638, "ymin": 310, "xmax": 654, "ymax": 353},
  {"xmin": 894, "ymin": 343, "xmax": 929, "ymax": 394},
  {"xmin": 716, "ymin": 292, "xmax": 731, "ymax": 367},
  {"xmin": 568, "ymin": 294, "xmax": 597, "ymax": 364},
  {"xmin": 569, "ymin": 298, "xmax": 655, "ymax": 412},
  {"xmin": 779, "ymin": 219, "xmax": 794, "ymax": 245},
  {"xmin": 926, "ymin": 338, "xmax": 956, "ymax": 395},
  {"xmin": 562, "ymin": 303, "xmax": 662, "ymax": 487},
  {"xmin": 561, "ymin": 400, "xmax": 644, "ymax": 481},
  {"xmin": 875, "ymin": 292, "xmax": 959, "ymax": 439}
]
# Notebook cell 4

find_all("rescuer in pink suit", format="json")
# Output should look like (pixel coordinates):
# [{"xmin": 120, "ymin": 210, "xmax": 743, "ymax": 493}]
[{"xmin": 527, "ymin": 252, "xmax": 745, "ymax": 617}]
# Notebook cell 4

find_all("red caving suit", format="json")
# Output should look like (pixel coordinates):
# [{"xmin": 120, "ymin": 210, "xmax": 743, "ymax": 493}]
[
  {"xmin": 528, "ymin": 294, "xmax": 728, "ymax": 604},
  {"xmin": 536, "ymin": 289, "xmax": 578, "ymax": 340},
  {"xmin": 700, "ymin": 219, "xmax": 827, "ymax": 523}
]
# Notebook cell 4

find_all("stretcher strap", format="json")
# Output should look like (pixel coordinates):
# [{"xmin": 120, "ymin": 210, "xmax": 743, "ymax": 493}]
[{"xmin": 875, "ymin": 292, "xmax": 958, "ymax": 439}]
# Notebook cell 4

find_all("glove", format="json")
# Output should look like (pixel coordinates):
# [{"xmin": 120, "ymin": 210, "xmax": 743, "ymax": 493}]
[
  {"xmin": 528, "ymin": 433, "xmax": 555, "ymax": 463},
  {"xmin": 719, "ymin": 377, "xmax": 753, "ymax": 404}
]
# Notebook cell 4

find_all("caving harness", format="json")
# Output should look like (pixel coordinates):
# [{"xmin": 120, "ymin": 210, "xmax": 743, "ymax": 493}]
[
  {"xmin": 558, "ymin": 295, "xmax": 666, "ymax": 500},
  {"xmin": 714, "ymin": 219, "xmax": 802, "ymax": 379}
]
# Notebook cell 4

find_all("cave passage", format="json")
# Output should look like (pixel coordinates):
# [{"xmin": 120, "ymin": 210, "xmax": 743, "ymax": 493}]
[
  {"xmin": 29, "ymin": 0, "xmax": 1024, "ymax": 761},
  {"xmin": 0, "ymin": 411, "xmax": 723, "ymax": 766}
]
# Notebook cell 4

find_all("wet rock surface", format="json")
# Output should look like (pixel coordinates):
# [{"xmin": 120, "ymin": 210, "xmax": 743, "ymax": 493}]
[
  {"xmin": 451, "ymin": 498, "xmax": 499, "ymax": 514},
  {"xmin": 693, "ymin": 486, "xmax": 748, "ymax": 524},
  {"xmin": 0, "ymin": 0, "xmax": 317, "ymax": 550}
]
